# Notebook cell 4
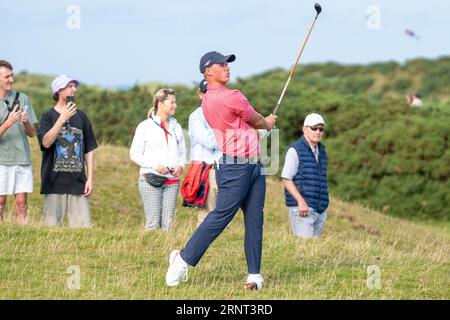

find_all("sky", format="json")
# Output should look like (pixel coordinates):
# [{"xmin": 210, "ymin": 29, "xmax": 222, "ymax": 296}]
[{"xmin": 2, "ymin": 0, "xmax": 450, "ymax": 88}]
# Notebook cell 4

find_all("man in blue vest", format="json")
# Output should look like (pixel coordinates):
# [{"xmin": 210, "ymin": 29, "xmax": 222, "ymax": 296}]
[{"xmin": 281, "ymin": 113, "xmax": 329, "ymax": 238}]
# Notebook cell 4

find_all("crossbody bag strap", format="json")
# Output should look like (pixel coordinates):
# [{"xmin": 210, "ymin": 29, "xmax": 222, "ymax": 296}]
[
  {"xmin": 150, "ymin": 115, "xmax": 173, "ymax": 137},
  {"xmin": 8, "ymin": 92, "xmax": 21, "ymax": 111},
  {"xmin": 13, "ymin": 91, "xmax": 20, "ymax": 106},
  {"xmin": 1, "ymin": 92, "xmax": 20, "ymax": 126}
]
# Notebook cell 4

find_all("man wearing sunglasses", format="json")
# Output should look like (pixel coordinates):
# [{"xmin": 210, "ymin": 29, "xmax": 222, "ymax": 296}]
[{"xmin": 281, "ymin": 113, "xmax": 329, "ymax": 238}]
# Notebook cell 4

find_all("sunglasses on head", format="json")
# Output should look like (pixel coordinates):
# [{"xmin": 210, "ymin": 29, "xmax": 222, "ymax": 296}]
[
  {"xmin": 166, "ymin": 167, "xmax": 175, "ymax": 173},
  {"xmin": 309, "ymin": 126, "xmax": 324, "ymax": 132}
]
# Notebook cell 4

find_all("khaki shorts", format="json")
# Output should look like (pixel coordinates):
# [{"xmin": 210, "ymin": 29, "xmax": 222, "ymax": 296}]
[
  {"xmin": 44, "ymin": 194, "xmax": 91, "ymax": 228},
  {"xmin": 0, "ymin": 165, "xmax": 33, "ymax": 195}
]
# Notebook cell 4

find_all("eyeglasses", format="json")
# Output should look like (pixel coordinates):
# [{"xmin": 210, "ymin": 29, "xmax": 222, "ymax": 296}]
[
  {"xmin": 166, "ymin": 167, "xmax": 175, "ymax": 174},
  {"xmin": 309, "ymin": 126, "xmax": 324, "ymax": 132}
]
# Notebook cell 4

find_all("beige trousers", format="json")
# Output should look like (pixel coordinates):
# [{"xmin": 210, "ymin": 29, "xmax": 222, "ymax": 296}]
[{"xmin": 44, "ymin": 194, "xmax": 91, "ymax": 228}]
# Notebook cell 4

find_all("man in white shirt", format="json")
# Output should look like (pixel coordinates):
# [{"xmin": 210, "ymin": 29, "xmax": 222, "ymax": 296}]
[
  {"xmin": 281, "ymin": 113, "xmax": 329, "ymax": 238},
  {"xmin": 188, "ymin": 79, "xmax": 221, "ymax": 225},
  {"xmin": 408, "ymin": 93, "xmax": 423, "ymax": 108}
]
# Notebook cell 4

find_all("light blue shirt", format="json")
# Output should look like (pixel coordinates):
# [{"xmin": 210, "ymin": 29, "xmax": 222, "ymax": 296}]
[{"xmin": 188, "ymin": 106, "xmax": 221, "ymax": 164}]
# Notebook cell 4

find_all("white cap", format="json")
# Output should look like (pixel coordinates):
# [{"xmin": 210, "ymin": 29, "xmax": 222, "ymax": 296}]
[
  {"xmin": 304, "ymin": 113, "xmax": 326, "ymax": 127},
  {"xmin": 51, "ymin": 75, "xmax": 79, "ymax": 94}
]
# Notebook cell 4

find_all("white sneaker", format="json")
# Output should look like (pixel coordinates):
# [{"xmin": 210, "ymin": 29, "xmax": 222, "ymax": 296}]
[
  {"xmin": 245, "ymin": 274, "xmax": 264, "ymax": 290},
  {"xmin": 165, "ymin": 250, "xmax": 188, "ymax": 286}
]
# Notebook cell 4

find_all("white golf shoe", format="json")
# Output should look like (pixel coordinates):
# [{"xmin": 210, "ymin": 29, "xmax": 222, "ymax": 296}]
[
  {"xmin": 245, "ymin": 274, "xmax": 264, "ymax": 290},
  {"xmin": 165, "ymin": 250, "xmax": 188, "ymax": 287}
]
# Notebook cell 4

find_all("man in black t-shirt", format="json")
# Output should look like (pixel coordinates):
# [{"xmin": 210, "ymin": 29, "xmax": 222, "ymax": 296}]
[{"xmin": 38, "ymin": 75, "xmax": 97, "ymax": 228}]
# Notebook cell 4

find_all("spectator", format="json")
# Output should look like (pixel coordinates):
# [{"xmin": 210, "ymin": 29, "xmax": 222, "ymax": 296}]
[
  {"xmin": 183, "ymin": 79, "xmax": 221, "ymax": 225},
  {"xmin": 0, "ymin": 60, "xmax": 38, "ymax": 224},
  {"xmin": 38, "ymin": 75, "xmax": 98, "ymax": 228},
  {"xmin": 407, "ymin": 92, "xmax": 423, "ymax": 108},
  {"xmin": 281, "ymin": 113, "xmax": 329, "ymax": 238},
  {"xmin": 130, "ymin": 88, "xmax": 186, "ymax": 231}
]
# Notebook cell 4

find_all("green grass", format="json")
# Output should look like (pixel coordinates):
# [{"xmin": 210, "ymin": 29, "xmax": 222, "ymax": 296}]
[{"xmin": 0, "ymin": 141, "xmax": 449, "ymax": 299}]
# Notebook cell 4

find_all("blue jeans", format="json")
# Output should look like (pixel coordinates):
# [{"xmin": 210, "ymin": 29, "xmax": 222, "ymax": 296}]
[{"xmin": 180, "ymin": 161, "xmax": 266, "ymax": 274}]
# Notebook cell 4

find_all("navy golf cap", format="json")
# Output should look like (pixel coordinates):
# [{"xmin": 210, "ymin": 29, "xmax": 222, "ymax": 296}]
[
  {"xmin": 199, "ymin": 51, "xmax": 236, "ymax": 73},
  {"xmin": 199, "ymin": 79, "xmax": 208, "ymax": 93}
]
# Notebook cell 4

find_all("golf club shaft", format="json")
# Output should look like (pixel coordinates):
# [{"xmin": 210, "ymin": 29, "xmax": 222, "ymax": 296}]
[{"xmin": 273, "ymin": 15, "xmax": 319, "ymax": 115}]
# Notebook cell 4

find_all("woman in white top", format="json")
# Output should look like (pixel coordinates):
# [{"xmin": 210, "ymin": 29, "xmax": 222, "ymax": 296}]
[{"xmin": 130, "ymin": 88, "xmax": 186, "ymax": 231}]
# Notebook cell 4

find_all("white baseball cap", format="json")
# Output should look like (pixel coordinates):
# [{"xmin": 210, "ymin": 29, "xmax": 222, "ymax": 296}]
[
  {"xmin": 304, "ymin": 113, "xmax": 326, "ymax": 127},
  {"xmin": 51, "ymin": 75, "xmax": 79, "ymax": 94}
]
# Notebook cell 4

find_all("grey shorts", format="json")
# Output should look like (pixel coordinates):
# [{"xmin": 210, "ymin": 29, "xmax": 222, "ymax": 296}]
[
  {"xmin": 44, "ymin": 194, "xmax": 91, "ymax": 228},
  {"xmin": 288, "ymin": 207, "xmax": 327, "ymax": 238}
]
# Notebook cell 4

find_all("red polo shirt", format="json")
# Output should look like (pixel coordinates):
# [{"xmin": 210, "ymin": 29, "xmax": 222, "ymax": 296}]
[{"xmin": 202, "ymin": 84, "xmax": 259, "ymax": 158}]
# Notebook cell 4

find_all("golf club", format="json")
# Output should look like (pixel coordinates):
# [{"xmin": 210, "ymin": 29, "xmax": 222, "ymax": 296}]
[{"xmin": 273, "ymin": 3, "xmax": 322, "ymax": 115}]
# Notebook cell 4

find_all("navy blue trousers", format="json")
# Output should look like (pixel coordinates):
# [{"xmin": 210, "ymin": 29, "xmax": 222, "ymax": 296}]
[{"xmin": 180, "ymin": 161, "xmax": 266, "ymax": 274}]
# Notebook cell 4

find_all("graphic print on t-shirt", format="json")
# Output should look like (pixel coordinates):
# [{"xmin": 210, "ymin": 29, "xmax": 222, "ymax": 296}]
[{"xmin": 53, "ymin": 125, "xmax": 84, "ymax": 172}]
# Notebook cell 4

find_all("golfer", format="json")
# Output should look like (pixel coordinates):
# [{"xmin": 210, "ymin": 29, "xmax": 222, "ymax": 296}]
[{"xmin": 165, "ymin": 51, "xmax": 276, "ymax": 290}]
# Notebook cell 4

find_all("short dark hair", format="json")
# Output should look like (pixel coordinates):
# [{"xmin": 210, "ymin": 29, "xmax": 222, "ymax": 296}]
[{"xmin": 0, "ymin": 60, "xmax": 13, "ymax": 71}]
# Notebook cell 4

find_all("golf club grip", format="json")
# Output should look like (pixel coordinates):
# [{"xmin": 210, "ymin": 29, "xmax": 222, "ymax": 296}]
[{"xmin": 274, "ymin": 104, "xmax": 280, "ymax": 115}]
